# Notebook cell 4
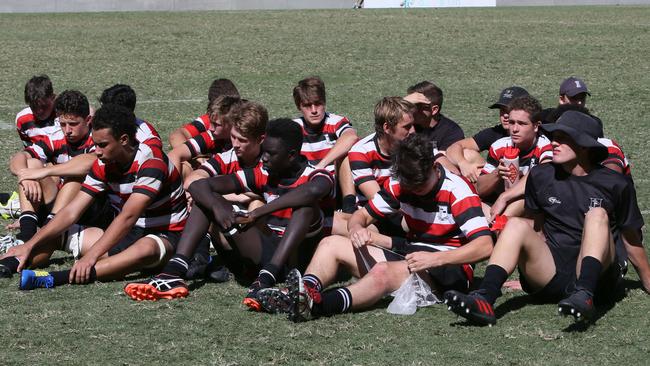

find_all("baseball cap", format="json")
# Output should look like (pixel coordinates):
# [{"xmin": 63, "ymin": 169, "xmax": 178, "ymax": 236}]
[
  {"xmin": 541, "ymin": 110, "xmax": 607, "ymax": 162},
  {"xmin": 559, "ymin": 77, "xmax": 590, "ymax": 97},
  {"xmin": 489, "ymin": 86, "xmax": 529, "ymax": 109}
]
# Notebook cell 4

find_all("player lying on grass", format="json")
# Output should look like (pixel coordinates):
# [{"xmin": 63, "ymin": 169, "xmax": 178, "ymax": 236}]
[
  {"xmin": 444, "ymin": 111, "xmax": 650, "ymax": 326},
  {"xmin": 331, "ymin": 97, "xmax": 416, "ymax": 249},
  {"xmin": 258, "ymin": 133, "xmax": 493, "ymax": 321},
  {"xmin": 8, "ymin": 90, "xmax": 95, "ymax": 245},
  {"xmin": 446, "ymin": 86, "xmax": 529, "ymax": 184},
  {"xmin": 124, "ymin": 118, "xmax": 334, "ymax": 311},
  {"xmin": 291, "ymin": 76, "xmax": 358, "ymax": 222},
  {"xmin": 475, "ymin": 95, "xmax": 552, "ymax": 222},
  {"xmin": 0, "ymin": 104, "xmax": 188, "ymax": 287},
  {"xmin": 168, "ymin": 78, "xmax": 240, "ymax": 149}
]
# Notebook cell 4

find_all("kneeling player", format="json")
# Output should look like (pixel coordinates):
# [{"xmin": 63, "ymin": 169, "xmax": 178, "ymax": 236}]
[
  {"xmin": 0, "ymin": 104, "xmax": 187, "ymax": 287},
  {"xmin": 444, "ymin": 111, "xmax": 650, "ymax": 326},
  {"xmin": 124, "ymin": 119, "xmax": 334, "ymax": 310},
  {"xmin": 259, "ymin": 134, "xmax": 493, "ymax": 321}
]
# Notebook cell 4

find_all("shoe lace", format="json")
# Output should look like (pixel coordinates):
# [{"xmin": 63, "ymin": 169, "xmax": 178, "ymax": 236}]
[{"xmin": 305, "ymin": 283, "xmax": 321, "ymax": 304}]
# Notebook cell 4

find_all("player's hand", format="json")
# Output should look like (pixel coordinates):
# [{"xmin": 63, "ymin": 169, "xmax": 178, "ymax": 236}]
[
  {"xmin": 212, "ymin": 201, "xmax": 236, "ymax": 232},
  {"xmin": 234, "ymin": 209, "xmax": 256, "ymax": 231},
  {"xmin": 490, "ymin": 196, "xmax": 508, "ymax": 222},
  {"xmin": 70, "ymin": 256, "xmax": 97, "ymax": 284},
  {"xmin": 403, "ymin": 92, "xmax": 431, "ymax": 105},
  {"xmin": 405, "ymin": 251, "xmax": 444, "ymax": 272},
  {"xmin": 640, "ymin": 273, "xmax": 650, "ymax": 294},
  {"xmin": 17, "ymin": 168, "xmax": 47, "ymax": 182},
  {"xmin": 458, "ymin": 160, "xmax": 481, "ymax": 183},
  {"xmin": 350, "ymin": 227, "xmax": 372, "ymax": 248},
  {"xmin": 1, "ymin": 242, "xmax": 34, "ymax": 272},
  {"xmin": 496, "ymin": 162, "xmax": 510, "ymax": 180},
  {"xmin": 19, "ymin": 179, "xmax": 42, "ymax": 203}
]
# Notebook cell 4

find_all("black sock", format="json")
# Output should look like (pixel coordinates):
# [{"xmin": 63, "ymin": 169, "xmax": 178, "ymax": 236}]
[
  {"xmin": 314, "ymin": 287, "xmax": 352, "ymax": 317},
  {"xmin": 258, "ymin": 263, "xmax": 280, "ymax": 287},
  {"xmin": 0, "ymin": 257, "xmax": 20, "ymax": 273},
  {"xmin": 161, "ymin": 254, "xmax": 190, "ymax": 278},
  {"xmin": 575, "ymin": 256, "xmax": 602, "ymax": 294},
  {"xmin": 193, "ymin": 234, "xmax": 211, "ymax": 259},
  {"xmin": 50, "ymin": 267, "xmax": 97, "ymax": 286},
  {"xmin": 303, "ymin": 274, "xmax": 323, "ymax": 292},
  {"xmin": 16, "ymin": 211, "xmax": 38, "ymax": 241},
  {"xmin": 479, "ymin": 264, "xmax": 509, "ymax": 305},
  {"xmin": 341, "ymin": 195, "xmax": 357, "ymax": 214}
]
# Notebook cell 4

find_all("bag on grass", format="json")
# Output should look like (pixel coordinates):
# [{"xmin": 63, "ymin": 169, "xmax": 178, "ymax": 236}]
[{"xmin": 387, "ymin": 273, "xmax": 441, "ymax": 315}]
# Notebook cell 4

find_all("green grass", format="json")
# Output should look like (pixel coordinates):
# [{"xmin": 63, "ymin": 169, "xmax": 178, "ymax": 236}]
[{"xmin": 0, "ymin": 6, "xmax": 649, "ymax": 365}]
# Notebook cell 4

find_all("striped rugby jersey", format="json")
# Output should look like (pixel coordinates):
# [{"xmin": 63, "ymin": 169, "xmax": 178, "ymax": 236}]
[
  {"xmin": 198, "ymin": 148, "xmax": 262, "ymax": 177},
  {"xmin": 366, "ymin": 166, "xmax": 491, "ymax": 250},
  {"xmin": 15, "ymin": 107, "xmax": 58, "ymax": 147},
  {"xmin": 184, "ymin": 130, "xmax": 231, "ymax": 158},
  {"xmin": 349, "ymin": 133, "xmax": 392, "ymax": 189},
  {"xmin": 81, "ymin": 143, "xmax": 188, "ymax": 231},
  {"xmin": 482, "ymin": 135, "xmax": 553, "ymax": 176},
  {"xmin": 25, "ymin": 126, "xmax": 94, "ymax": 164},
  {"xmin": 292, "ymin": 112, "xmax": 352, "ymax": 171},
  {"xmin": 233, "ymin": 157, "xmax": 334, "ymax": 236},
  {"xmin": 135, "ymin": 118, "xmax": 163, "ymax": 150},
  {"xmin": 182, "ymin": 113, "xmax": 211, "ymax": 138},
  {"xmin": 598, "ymin": 137, "xmax": 631, "ymax": 176}
]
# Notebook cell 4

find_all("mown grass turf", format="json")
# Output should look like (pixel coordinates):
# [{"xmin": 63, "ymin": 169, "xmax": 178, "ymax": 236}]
[{"xmin": 0, "ymin": 6, "xmax": 649, "ymax": 365}]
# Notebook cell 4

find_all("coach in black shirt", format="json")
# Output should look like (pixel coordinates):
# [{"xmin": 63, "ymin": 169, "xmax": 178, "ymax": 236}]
[{"xmin": 443, "ymin": 110, "xmax": 649, "ymax": 326}]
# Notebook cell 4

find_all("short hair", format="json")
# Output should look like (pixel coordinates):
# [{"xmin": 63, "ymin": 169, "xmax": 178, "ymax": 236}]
[
  {"xmin": 407, "ymin": 81, "xmax": 443, "ymax": 109},
  {"xmin": 226, "ymin": 101, "xmax": 268, "ymax": 139},
  {"xmin": 92, "ymin": 104, "xmax": 137, "ymax": 143},
  {"xmin": 54, "ymin": 90, "xmax": 90, "ymax": 119},
  {"xmin": 392, "ymin": 134, "xmax": 436, "ymax": 189},
  {"xmin": 508, "ymin": 95, "xmax": 542, "ymax": 120},
  {"xmin": 99, "ymin": 84, "xmax": 137, "ymax": 112},
  {"xmin": 266, "ymin": 118, "xmax": 303, "ymax": 153},
  {"xmin": 208, "ymin": 95, "xmax": 242, "ymax": 130},
  {"xmin": 293, "ymin": 76, "xmax": 326, "ymax": 108},
  {"xmin": 208, "ymin": 78, "xmax": 240, "ymax": 104},
  {"xmin": 374, "ymin": 97, "xmax": 416, "ymax": 138},
  {"xmin": 24, "ymin": 75, "xmax": 54, "ymax": 105}
]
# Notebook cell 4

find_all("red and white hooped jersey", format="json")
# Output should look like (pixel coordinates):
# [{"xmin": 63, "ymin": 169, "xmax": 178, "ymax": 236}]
[
  {"xmin": 81, "ymin": 143, "xmax": 187, "ymax": 231},
  {"xmin": 24, "ymin": 126, "xmax": 94, "ymax": 164},
  {"xmin": 598, "ymin": 137, "xmax": 631, "ymax": 176},
  {"xmin": 182, "ymin": 113, "xmax": 211, "ymax": 139},
  {"xmin": 15, "ymin": 107, "xmax": 58, "ymax": 147},
  {"xmin": 198, "ymin": 148, "xmax": 262, "ymax": 177},
  {"xmin": 135, "ymin": 118, "xmax": 163, "ymax": 150},
  {"xmin": 482, "ymin": 135, "xmax": 553, "ymax": 176},
  {"xmin": 292, "ymin": 112, "xmax": 352, "ymax": 171},
  {"xmin": 184, "ymin": 130, "xmax": 231, "ymax": 158}
]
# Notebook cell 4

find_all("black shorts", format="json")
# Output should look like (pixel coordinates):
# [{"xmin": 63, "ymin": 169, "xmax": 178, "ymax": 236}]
[
  {"xmin": 76, "ymin": 193, "xmax": 118, "ymax": 230},
  {"xmin": 381, "ymin": 244, "xmax": 471, "ymax": 293},
  {"xmin": 107, "ymin": 226, "xmax": 182, "ymax": 257},
  {"xmin": 519, "ymin": 257, "xmax": 626, "ymax": 303}
]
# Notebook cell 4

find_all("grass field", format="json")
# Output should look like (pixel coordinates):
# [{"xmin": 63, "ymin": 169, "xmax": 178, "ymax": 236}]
[{"xmin": 0, "ymin": 6, "xmax": 649, "ymax": 365}]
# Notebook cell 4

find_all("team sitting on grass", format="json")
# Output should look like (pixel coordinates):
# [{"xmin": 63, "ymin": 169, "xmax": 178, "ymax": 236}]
[{"xmin": 0, "ymin": 74, "xmax": 647, "ymax": 327}]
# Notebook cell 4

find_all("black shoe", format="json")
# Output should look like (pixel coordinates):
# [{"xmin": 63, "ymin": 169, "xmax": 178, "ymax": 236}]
[
  {"xmin": 206, "ymin": 265, "xmax": 231, "ymax": 283},
  {"xmin": 258, "ymin": 287, "xmax": 293, "ymax": 315},
  {"xmin": 186, "ymin": 253, "xmax": 211, "ymax": 280},
  {"xmin": 0, "ymin": 264, "xmax": 13, "ymax": 278},
  {"xmin": 558, "ymin": 289, "xmax": 595, "ymax": 321},
  {"xmin": 444, "ymin": 289, "xmax": 496, "ymax": 326},
  {"xmin": 243, "ymin": 279, "xmax": 265, "ymax": 312}
]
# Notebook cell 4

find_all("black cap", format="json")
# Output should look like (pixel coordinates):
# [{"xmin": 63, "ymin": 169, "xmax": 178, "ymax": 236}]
[
  {"xmin": 559, "ymin": 77, "xmax": 590, "ymax": 97},
  {"xmin": 540, "ymin": 111, "xmax": 607, "ymax": 162},
  {"xmin": 489, "ymin": 86, "xmax": 529, "ymax": 109}
]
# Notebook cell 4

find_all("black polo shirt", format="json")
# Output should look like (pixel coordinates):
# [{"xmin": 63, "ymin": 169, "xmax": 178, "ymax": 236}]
[
  {"xmin": 417, "ymin": 114, "xmax": 464, "ymax": 151},
  {"xmin": 472, "ymin": 124, "xmax": 508, "ymax": 152}
]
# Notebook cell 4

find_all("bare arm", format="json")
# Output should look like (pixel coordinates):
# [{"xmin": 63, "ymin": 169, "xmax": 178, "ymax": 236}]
[
  {"xmin": 447, "ymin": 138, "xmax": 482, "ymax": 182},
  {"xmin": 168, "ymin": 127, "xmax": 193, "ymax": 149},
  {"xmin": 167, "ymin": 144, "xmax": 193, "ymax": 173},
  {"xmin": 9, "ymin": 151, "xmax": 31, "ymax": 175},
  {"xmin": 406, "ymin": 234, "xmax": 493, "ymax": 272},
  {"xmin": 249, "ymin": 176, "xmax": 332, "ymax": 219},
  {"xmin": 315, "ymin": 129, "xmax": 358, "ymax": 169},
  {"xmin": 357, "ymin": 180, "xmax": 381, "ymax": 201},
  {"xmin": 17, "ymin": 153, "xmax": 97, "ymax": 181}
]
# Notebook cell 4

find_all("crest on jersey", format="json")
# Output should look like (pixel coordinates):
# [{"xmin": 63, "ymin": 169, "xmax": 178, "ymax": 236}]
[
  {"xmin": 438, "ymin": 205, "xmax": 449, "ymax": 220},
  {"xmin": 589, "ymin": 198, "xmax": 603, "ymax": 208}
]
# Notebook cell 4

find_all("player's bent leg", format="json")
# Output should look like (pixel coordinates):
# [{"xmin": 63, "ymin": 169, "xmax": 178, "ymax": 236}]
[
  {"xmin": 346, "ymin": 260, "xmax": 410, "ymax": 310},
  {"xmin": 502, "ymin": 199, "xmax": 525, "ymax": 218}
]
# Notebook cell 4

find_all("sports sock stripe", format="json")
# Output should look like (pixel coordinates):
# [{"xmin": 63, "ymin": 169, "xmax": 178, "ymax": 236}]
[
  {"xmin": 170, "ymin": 257, "xmax": 189, "ymax": 270},
  {"xmin": 259, "ymin": 269, "xmax": 276, "ymax": 283}
]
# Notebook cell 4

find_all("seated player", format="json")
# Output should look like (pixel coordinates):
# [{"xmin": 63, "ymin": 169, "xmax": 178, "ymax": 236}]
[
  {"xmin": 8, "ymin": 90, "xmax": 95, "ymax": 246},
  {"xmin": 168, "ymin": 78, "xmax": 240, "ymax": 149},
  {"xmin": 559, "ymin": 76, "xmax": 589, "ymax": 107},
  {"xmin": 0, "ymin": 104, "xmax": 187, "ymax": 286},
  {"xmin": 476, "ymin": 95, "xmax": 552, "ymax": 221},
  {"xmin": 124, "ymin": 118, "xmax": 334, "ymax": 311},
  {"xmin": 258, "ymin": 134, "xmax": 493, "ymax": 321},
  {"xmin": 403, "ymin": 80, "xmax": 463, "ymax": 153},
  {"xmin": 167, "ymin": 96, "xmax": 240, "ymax": 183},
  {"xmin": 15, "ymin": 75, "xmax": 57, "ymax": 148},
  {"xmin": 444, "ymin": 111, "xmax": 650, "ymax": 326},
  {"xmin": 291, "ymin": 76, "xmax": 358, "ymax": 220},
  {"xmin": 447, "ymin": 86, "xmax": 529, "ymax": 183},
  {"xmin": 332, "ymin": 97, "xmax": 416, "ymax": 248}
]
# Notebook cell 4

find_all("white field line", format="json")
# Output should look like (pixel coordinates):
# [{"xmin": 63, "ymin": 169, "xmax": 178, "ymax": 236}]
[{"xmin": 0, "ymin": 98, "xmax": 204, "ymax": 109}]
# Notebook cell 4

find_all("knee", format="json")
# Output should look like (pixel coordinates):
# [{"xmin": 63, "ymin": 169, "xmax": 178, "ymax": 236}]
[
  {"xmin": 134, "ymin": 240, "xmax": 163, "ymax": 261},
  {"xmin": 316, "ymin": 235, "xmax": 349, "ymax": 255},
  {"xmin": 504, "ymin": 217, "xmax": 532, "ymax": 231},
  {"xmin": 367, "ymin": 262, "xmax": 390, "ymax": 291},
  {"xmin": 585, "ymin": 207, "xmax": 609, "ymax": 226}
]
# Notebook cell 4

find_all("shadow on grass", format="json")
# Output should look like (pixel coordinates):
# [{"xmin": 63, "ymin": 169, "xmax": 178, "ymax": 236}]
[{"xmin": 561, "ymin": 279, "xmax": 633, "ymax": 333}]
